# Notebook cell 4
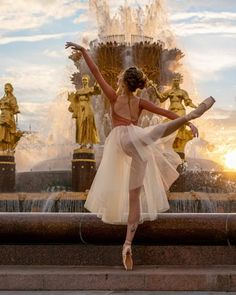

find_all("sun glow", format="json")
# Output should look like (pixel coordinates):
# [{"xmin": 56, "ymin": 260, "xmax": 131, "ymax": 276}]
[{"xmin": 224, "ymin": 150, "xmax": 236, "ymax": 171}]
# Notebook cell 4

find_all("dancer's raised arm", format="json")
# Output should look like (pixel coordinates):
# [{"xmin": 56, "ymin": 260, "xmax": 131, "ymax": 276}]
[
  {"xmin": 140, "ymin": 98, "xmax": 198, "ymax": 137},
  {"xmin": 65, "ymin": 42, "xmax": 117, "ymax": 103}
]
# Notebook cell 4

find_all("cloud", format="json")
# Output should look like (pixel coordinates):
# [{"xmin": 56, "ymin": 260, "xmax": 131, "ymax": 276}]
[
  {"xmin": 73, "ymin": 13, "xmax": 90, "ymax": 25},
  {"xmin": 184, "ymin": 49, "xmax": 236, "ymax": 81},
  {"xmin": 43, "ymin": 49, "xmax": 67, "ymax": 58},
  {"xmin": 173, "ymin": 22, "xmax": 236, "ymax": 37},
  {"xmin": 0, "ymin": 32, "xmax": 77, "ymax": 45},
  {"xmin": 170, "ymin": 12, "xmax": 236, "ymax": 22},
  {"xmin": 166, "ymin": 0, "xmax": 236, "ymax": 12},
  {"xmin": 18, "ymin": 101, "xmax": 51, "ymax": 130},
  {"xmin": 208, "ymin": 109, "xmax": 236, "ymax": 140},
  {"xmin": 0, "ymin": 62, "xmax": 71, "ymax": 102},
  {"xmin": 170, "ymin": 11, "xmax": 236, "ymax": 36},
  {"xmin": 0, "ymin": 0, "xmax": 88, "ymax": 33},
  {"xmin": 210, "ymin": 107, "xmax": 236, "ymax": 119},
  {"xmin": 20, "ymin": 102, "xmax": 50, "ymax": 117}
]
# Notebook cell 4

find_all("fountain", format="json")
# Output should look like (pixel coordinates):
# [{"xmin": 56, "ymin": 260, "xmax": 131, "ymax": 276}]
[
  {"xmin": 0, "ymin": 0, "xmax": 235, "ymax": 213},
  {"xmin": 0, "ymin": 1, "xmax": 234, "ymax": 211},
  {"xmin": 0, "ymin": 0, "xmax": 235, "ymax": 291},
  {"xmin": 0, "ymin": 0, "xmax": 233, "ymax": 213}
]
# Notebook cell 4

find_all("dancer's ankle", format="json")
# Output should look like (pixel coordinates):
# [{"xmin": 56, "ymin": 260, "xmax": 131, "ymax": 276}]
[{"xmin": 123, "ymin": 240, "xmax": 132, "ymax": 246}]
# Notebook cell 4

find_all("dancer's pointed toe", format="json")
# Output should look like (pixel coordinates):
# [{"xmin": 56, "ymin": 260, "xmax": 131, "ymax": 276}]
[
  {"xmin": 122, "ymin": 242, "xmax": 133, "ymax": 271},
  {"xmin": 200, "ymin": 96, "xmax": 216, "ymax": 110},
  {"xmin": 186, "ymin": 96, "xmax": 215, "ymax": 120}
]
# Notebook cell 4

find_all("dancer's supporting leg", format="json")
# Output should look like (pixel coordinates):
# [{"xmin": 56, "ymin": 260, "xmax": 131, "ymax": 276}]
[
  {"xmin": 125, "ymin": 186, "xmax": 141, "ymax": 244},
  {"xmin": 122, "ymin": 152, "xmax": 147, "ymax": 270}
]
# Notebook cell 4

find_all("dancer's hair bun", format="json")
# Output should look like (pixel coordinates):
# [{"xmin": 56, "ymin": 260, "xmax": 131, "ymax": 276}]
[{"xmin": 123, "ymin": 67, "xmax": 147, "ymax": 92}]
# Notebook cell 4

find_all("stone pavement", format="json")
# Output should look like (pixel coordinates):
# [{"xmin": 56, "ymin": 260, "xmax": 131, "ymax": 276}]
[
  {"xmin": 0, "ymin": 292, "xmax": 236, "ymax": 295},
  {"xmin": 0, "ymin": 265, "xmax": 235, "ymax": 291}
]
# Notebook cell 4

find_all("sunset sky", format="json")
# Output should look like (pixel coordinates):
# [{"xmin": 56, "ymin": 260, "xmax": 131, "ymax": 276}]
[{"xmin": 0, "ymin": 0, "xmax": 235, "ymax": 135}]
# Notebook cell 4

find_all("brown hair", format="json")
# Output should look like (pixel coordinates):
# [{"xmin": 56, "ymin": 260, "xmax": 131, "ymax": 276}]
[{"xmin": 123, "ymin": 67, "xmax": 147, "ymax": 92}]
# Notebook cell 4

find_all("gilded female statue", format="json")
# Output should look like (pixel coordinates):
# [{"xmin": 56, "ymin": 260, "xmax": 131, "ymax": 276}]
[
  {"xmin": 149, "ymin": 76, "xmax": 198, "ymax": 158},
  {"xmin": 0, "ymin": 83, "xmax": 22, "ymax": 152},
  {"xmin": 68, "ymin": 74, "xmax": 101, "ymax": 148}
]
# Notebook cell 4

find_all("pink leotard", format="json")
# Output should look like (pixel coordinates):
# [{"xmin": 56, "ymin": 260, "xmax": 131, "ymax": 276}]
[{"xmin": 111, "ymin": 98, "xmax": 178, "ymax": 127}]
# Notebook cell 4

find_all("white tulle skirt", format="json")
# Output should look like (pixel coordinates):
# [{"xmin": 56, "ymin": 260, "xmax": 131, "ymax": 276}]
[{"xmin": 84, "ymin": 124, "xmax": 182, "ymax": 224}]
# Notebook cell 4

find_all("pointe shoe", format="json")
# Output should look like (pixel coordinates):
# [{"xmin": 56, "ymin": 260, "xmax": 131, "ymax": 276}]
[
  {"xmin": 122, "ymin": 242, "xmax": 133, "ymax": 271},
  {"xmin": 186, "ymin": 96, "xmax": 216, "ymax": 120}
]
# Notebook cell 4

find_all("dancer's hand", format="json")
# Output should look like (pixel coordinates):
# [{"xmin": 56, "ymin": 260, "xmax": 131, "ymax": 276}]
[
  {"xmin": 189, "ymin": 123, "xmax": 199, "ymax": 137},
  {"xmin": 65, "ymin": 42, "xmax": 84, "ymax": 51}
]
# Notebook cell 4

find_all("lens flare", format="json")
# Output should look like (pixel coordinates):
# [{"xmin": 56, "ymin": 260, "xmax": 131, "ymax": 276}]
[{"xmin": 224, "ymin": 150, "xmax": 236, "ymax": 171}]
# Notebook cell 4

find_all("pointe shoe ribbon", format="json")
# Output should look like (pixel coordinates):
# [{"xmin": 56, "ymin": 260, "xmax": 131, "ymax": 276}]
[{"xmin": 186, "ymin": 96, "xmax": 215, "ymax": 121}]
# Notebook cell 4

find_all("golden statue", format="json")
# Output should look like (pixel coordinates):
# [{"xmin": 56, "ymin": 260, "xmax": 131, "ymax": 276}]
[
  {"xmin": 68, "ymin": 74, "xmax": 101, "ymax": 148},
  {"xmin": 0, "ymin": 83, "xmax": 23, "ymax": 153},
  {"xmin": 149, "ymin": 76, "xmax": 198, "ymax": 158}
]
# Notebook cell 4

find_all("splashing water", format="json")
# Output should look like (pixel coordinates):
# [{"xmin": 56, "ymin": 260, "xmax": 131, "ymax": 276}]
[
  {"xmin": 15, "ymin": 92, "xmax": 77, "ymax": 172},
  {"xmin": 89, "ymin": 0, "xmax": 175, "ymax": 47}
]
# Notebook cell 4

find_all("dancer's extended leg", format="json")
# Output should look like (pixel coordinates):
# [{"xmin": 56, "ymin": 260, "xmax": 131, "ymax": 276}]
[{"xmin": 149, "ymin": 96, "xmax": 215, "ymax": 141}]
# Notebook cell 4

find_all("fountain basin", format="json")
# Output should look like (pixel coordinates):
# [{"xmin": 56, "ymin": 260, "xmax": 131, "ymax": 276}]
[{"xmin": 15, "ymin": 170, "xmax": 236, "ymax": 193}]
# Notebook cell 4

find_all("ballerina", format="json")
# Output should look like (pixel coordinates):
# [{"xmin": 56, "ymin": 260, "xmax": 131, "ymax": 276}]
[{"xmin": 65, "ymin": 42, "xmax": 215, "ymax": 270}]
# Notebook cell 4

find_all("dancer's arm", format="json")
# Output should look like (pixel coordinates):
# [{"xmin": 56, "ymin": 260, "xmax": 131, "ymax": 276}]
[
  {"xmin": 65, "ymin": 42, "xmax": 117, "ymax": 103},
  {"xmin": 140, "ymin": 99, "xmax": 198, "ymax": 137},
  {"xmin": 140, "ymin": 98, "xmax": 178, "ymax": 119}
]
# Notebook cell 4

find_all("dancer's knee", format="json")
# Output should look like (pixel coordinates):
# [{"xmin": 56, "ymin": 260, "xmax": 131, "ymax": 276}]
[{"xmin": 129, "ymin": 186, "xmax": 142, "ymax": 198}]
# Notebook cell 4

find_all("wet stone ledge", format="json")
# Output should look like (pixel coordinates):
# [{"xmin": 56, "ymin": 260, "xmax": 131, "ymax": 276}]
[{"xmin": 0, "ymin": 192, "xmax": 235, "ymax": 213}]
